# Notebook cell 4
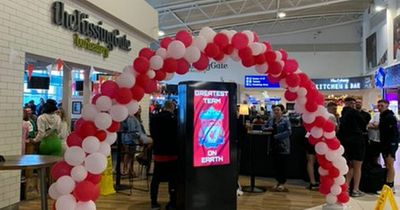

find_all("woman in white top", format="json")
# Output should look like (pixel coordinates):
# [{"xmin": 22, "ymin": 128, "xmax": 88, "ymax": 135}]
[
  {"xmin": 33, "ymin": 99, "xmax": 62, "ymax": 156},
  {"xmin": 55, "ymin": 107, "xmax": 70, "ymax": 154}
]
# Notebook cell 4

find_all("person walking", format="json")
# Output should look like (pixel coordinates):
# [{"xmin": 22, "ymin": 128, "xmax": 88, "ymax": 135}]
[{"xmin": 55, "ymin": 108, "xmax": 70, "ymax": 154}]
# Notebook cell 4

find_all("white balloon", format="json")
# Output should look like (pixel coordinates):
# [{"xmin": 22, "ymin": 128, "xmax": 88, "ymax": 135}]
[
  {"xmin": 94, "ymin": 112, "xmax": 112, "ymax": 130},
  {"xmin": 56, "ymin": 175, "xmax": 76, "ymax": 195},
  {"xmin": 199, "ymin": 27, "xmax": 216, "ymax": 43},
  {"xmin": 71, "ymin": 165, "xmax": 88, "ymax": 182},
  {"xmin": 288, "ymin": 86, "xmax": 299, "ymax": 92},
  {"xmin": 337, "ymin": 145, "xmax": 345, "ymax": 156},
  {"xmin": 165, "ymin": 73, "xmax": 174, "ymax": 81},
  {"xmin": 184, "ymin": 46, "xmax": 201, "ymax": 63},
  {"xmin": 294, "ymin": 103, "xmax": 305, "ymax": 114},
  {"xmin": 279, "ymin": 79, "xmax": 287, "ymax": 89},
  {"xmin": 147, "ymin": 70, "xmax": 156, "ymax": 79},
  {"xmin": 311, "ymin": 127, "xmax": 323, "ymax": 138},
  {"xmin": 334, "ymin": 176, "xmax": 346, "ymax": 186},
  {"xmin": 243, "ymin": 30, "xmax": 254, "ymax": 43},
  {"xmin": 110, "ymin": 104, "xmax": 129, "ymax": 122},
  {"xmin": 297, "ymin": 87, "xmax": 307, "ymax": 97},
  {"xmin": 49, "ymin": 183, "xmax": 61, "ymax": 200},
  {"xmin": 275, "ymin": 51, "xmax": 283, "ymax": 61},
  {"xmin": 64, "ymin": 146, "xmax": 86, "ymax": 166},
  {"xmin": 122, "ymin": 65, "xmax": 134, "ymax": 74},
  {"xmin": 82, "ymin": 136, "xmax": 100, "ymax": 154},
  {"xmin": 96, "ymin": 95, "xmax": 112, "ymax": 111},
  {"xmin": 105, "ymin": 131, "xmax": 117, "ymax": 145},
  {"xmin": 315, "ymin": 142, "xmax": 328, "ymax": 155},
  {"xmin": 192, "ymin": 36, "xmax": 207, "ymax": 51},
  {"xmin": 126, "ymin": 100, "xmax": 140, "ymax": 115},
  {"xmin": 81, "ymin": 104, "xmax": 98, "ymax": 121},
  {"xmin": 255, "ymin": 64, "xmax": 268, "ymax": 74},
  {"xmin": 56, "ymin": 194, "xmax": 77, "ymax": 210},
  {"xmin": 330, "ymin": 185, "xmax": 342, "ymax": 196},
  {"xmin": 326, "ymin": 150, "xmax": 340, "ymax": 161},
  {"xmin": 249, "ymin": 43, "xmax": 262, "ymax": 55},
  {"xmin": 259, "ymin": 42, "xmax": 267, "ymax": 53},
  {"xmin": 149, "ymin": 55, "xmax": 164, "ymax": 70},
  {"xmin": 167, "ymin": 40, "xmax": 186, "ymax": 59},
  {"xmin": 324, "ymin": 131, "xmax": 336, "ymax": 139},
  {"xmin": 339, "ymin": 164, "xmax": 349, "ymax": 175},
  {"xmin": 296, "ymin": 96, "xmax": 307, "ymax": 105},
  {"xmin": 116, "ymin": 71, "xmax": 135, "ymax": 88},
  {"xmin": 326, "ymin": 193, "xmax": 338, "ymax": 204},
  {"xmin": 318, "ymin": 167, "xmax": 329, "ymax": 176},
  {"xmin": 98, "ymin": 142, "xmax": 111, "ymax": 156},
  {"xmin": 76, "ymin": 201, "xmax": 96, "ymax": 210},
  {"xmin": 85, "ymin": 152, "xmax": 107, "ymax": 174},
  {"xmin": 156, "ymin": 48, "xmax": 167, "ymax": 59},
  {"xmin": 302, "ymin": 113, "xmax": 316, "ymax": 124},
  {"xmin": 230, "ymin": 49, "xmax": 241, "ymax": 61}
]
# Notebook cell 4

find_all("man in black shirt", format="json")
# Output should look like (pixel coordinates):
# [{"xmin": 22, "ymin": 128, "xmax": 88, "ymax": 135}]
[
  {"xmin": 338, "ymin": 97, "xmax": 366, "ymax": 197},
  {"xmin": 377, "ymin": 99, "xmax": 399, "ymax": 190}
]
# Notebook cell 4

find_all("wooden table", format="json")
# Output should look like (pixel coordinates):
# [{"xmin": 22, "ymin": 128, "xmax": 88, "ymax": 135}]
[{"xmin": 0, "ymin": 155, "xmax": 61, "ymax": 210}]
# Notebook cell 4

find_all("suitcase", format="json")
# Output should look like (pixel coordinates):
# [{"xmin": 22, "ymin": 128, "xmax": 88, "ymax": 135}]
[{"xmin": 360, "ymin": 164, "xmax": 387, "ymax": 193}]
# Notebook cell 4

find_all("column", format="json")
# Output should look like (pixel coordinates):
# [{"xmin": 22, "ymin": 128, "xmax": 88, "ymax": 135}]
[
  {"xmin": 62, "ymin": 67, "xmax": 72, "ymax": 128},
  {"xmin": 83, "ymin": 69, "xmax": 92, "ymax": 105}
]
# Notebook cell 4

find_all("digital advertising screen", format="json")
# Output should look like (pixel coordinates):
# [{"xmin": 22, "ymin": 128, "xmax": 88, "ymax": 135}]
[{"xmin": 193, "ymin": 90, "xmax": 230, "ymax": 167}]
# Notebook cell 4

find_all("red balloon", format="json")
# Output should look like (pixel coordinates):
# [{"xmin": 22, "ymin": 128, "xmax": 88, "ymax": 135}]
[
  {"xmin": 91, "ymin": 94, "xmax": 101, "ymax": 104},
  {"xmin": 66, "ymin": 132, "xmax": 83, "ymax": 147},
  {"xmin": 193, "ymin": 53, "xmax": 209, "ymax": 71},
  {"xmin": 323, "ymin": 121, "xmax": 335, "ymax": 133},
  {"xmin": 74, "ymin": 118, "xmax": 85, "ymax": 131},
  {"xmin": 160, "ymin": 37, "xmax": 173, "ymax": 49},
  {"xmin": 176, "ymin": 30, "xmax": 192, "ymax": 47},
  {"xmin": 303, "ymin": 123, "xmax": 313, "ymax": 131},
  {"xmin": 329, "ymin": 167, "xmax": 340, "ymax": 178},
  {"xmin": 78, "ymin": 121, "xmax": 97, "ymax": 138},
  {"xmin": 101, "ymin": 80, "xmax": 119, "ymax": 98},
  {"xmin": 278, "ymin": 71, "xmax": 288, "ymax": 80},
  {"xmin": 144, "ymin": 79, "xmax": 158, "ymax": 94},
  {"xmin": 306, "ymin": 88, "xmax": 318, "ymax": 100},
  {"xmin": 163, "ymin": 58, "xmax": 178, "ymax": 73},
  {"xmin": 51, "ymin": 161, "xmax": 72, "ymax": 180},
  {"xmin": 238, "ymin": 47, "xmax": 253, "ymax": 60},
  {"xmin": 86, "ymin": 173, "xmax": 102, "ymax": 184},
  {"xmin": 326, "ymin": 139, "xmax": 341, "ymax": 150},
  {"xmin": 340, "ymin": 184, "xmax": 348, "ymax": 193},
  {"xmin": 320, "ymin": 175, "xmax": 334, "ymax": 187},
  {"xmin": 253, "ymin": 32, "xmax": 259, "ymax": 42},
  {"xmin": 286, "ymin": 73, "xmax": 300, "ymax": 87},
  {"xmin": 154, "ymin": 70, "xmax": 167, "ymax": 81},
  {"xmin": 107, "ymin": 121, "xmax": 120, "ymax": 133},
  {"xmin": 214, "ymin": 52, "xmax": 225, "ymax": 61},
  {"xmin": 136, "ymin": 74, "xmax": 150, "ymax": 88},
  {"xmin": 214, "ymin": 33, "xmax": 229, "ymax": 48},
  {"xmin": 223, "ymin": 44, "xmax": 235, "ymax": 55},
  {"xmin": 73, "ymin": 181, "xmax": 98, "ymax": 202},
  {"xmin": 268, "ymin": 61, "xmax": 283, "ymax": 75},
  {"xmin": 337, "ymin": 192, "xmax": 350, "ymax": 203},
  {"xmin": 316, "ymin": 93, "xmax": 325, "ymax": 105},
  {"xmin": 317, "ymin": 155, "xmax": 334, "ymax": 170},
  {"xmin": 204, "ymin": 43, "xmax": 220, "ymax": 58},
  {"xmin": 241, "ymin": 57, "xmax": 255, "ymax": 68},
  {"xmin": 319, "ymin": 183, "xmax": 331, "ymax": 195},
  {"xmin": 176, "ymin": 59, "xmax": 190, "ymax": 75},
  {"xmin": 305, "ymin": 102, "xmax": 318, "ymax": 113},
  {"xmin": 313, "ymin": 116, "xmax": 327, "ymax": 128},
  {"xmin": 265, "ymin": 50, "xmax": 277, "ymax": 63},
  {"xmin": 267, "ymin": 75, "xmax": 280, "ymax": 84},
  {"xmin": 232, "ymin": 32, "xmax": 249, "ymax": 50},
  {"xmin": 283, "ymin": 59, "xmax": 299, "ymax": 74},
  {"xmin": 279, "ymin": 49, "xmax": 288, "ymax": 60},
  {"xmin": 131, "ymin": 85, "xmax": 145, "ymax": 101},
  {"xmin": 133, "ymin": 57, "xmax": 150, "ymax": 74},
  {"xmin": 284, "ymin": 90, "xmax": 297, "ymax": 101},
  {"xmin": 95, "ymin": 130, "xmax": 107, "ymax": 142},
  {"xmin": 254, "ymin": 54, "xmax": 266, "ymax": 65},
  {"xmin": 299, "ymin": 73, "xmax": 311, "ymax": 87},
  {"xmin": 263, "ymin": 42, "xmax": 272, "ymax": 51},
  {"xmin": 115, "ymin": 87, "xmax": 132, "ymax": 104},
  {"xmin": 308, "ymin": 136, "xmax": 322, "ymax": 145},
  {"xmin": 139, "ymin": 48, "xmax": 155, "ymax": 59}
]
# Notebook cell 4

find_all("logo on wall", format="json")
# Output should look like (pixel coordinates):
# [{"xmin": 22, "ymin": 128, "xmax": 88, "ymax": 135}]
[{"xmin": 51, "ymin": 1, "xmax": 132, "ymax": 58}]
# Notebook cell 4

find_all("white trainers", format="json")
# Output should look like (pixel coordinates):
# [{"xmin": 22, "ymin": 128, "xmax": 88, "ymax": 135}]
[{"xmin": 237, "ymin": 189, "xmax": 244, "ymax": 196}]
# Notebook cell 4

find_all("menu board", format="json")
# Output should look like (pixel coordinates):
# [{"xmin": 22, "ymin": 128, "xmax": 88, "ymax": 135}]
[{"xmin": 193, "ymin": 90, "xmax": 230, "ymax": 167}]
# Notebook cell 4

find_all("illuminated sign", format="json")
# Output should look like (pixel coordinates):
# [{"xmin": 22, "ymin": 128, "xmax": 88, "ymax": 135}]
[
  {"xmin": 312, "ymin": 76, "xmax": 372, "ymax": 90},
  {"xmin": 244, "ymin": 75, "xmax": 280, "ymax": 88},
  {"xmin": 193, "ymin": 90, "xmax": 230, "ymax": 167}
]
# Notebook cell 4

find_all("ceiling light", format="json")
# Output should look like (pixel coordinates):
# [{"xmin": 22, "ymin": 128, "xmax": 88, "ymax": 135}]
[
  {"xmin": 375, "ymin": 5, "xmax": 385, "ymax": 12},
  {"xmin": 158, "ymin": 30, "xmax": 165, "ymax": 36},
  {"xmin": 277, "ymin": 12, "xmax": 286, "ymax": 18}
]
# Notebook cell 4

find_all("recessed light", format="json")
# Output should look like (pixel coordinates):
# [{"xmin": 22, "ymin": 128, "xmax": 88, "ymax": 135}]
[
  {"xmin": 375, "ymin": 5, "xmax": 385, "ymax": 12},
  {"xmin": 158, "ymin": 30, "xmax": 165, "ymax": 36},
  {"xmin": 277, "ymin": 12, "xmax": 286, "ymax": 18}
]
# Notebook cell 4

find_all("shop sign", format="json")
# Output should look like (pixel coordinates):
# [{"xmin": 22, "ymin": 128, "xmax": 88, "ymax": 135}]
[
  {"xmin": 189, "ymin": 61, "xmax": 229, "ymax": 72},
  {"xmin": 244, "ymin": 75, "xmax": 280, "ymax": 88},
  {"xmin": 312, "ymin": 76, "xmax": 372, "ymax": 90},
  {"xmin": 52, "ymin": 1, "xmax": 131, "ymax": 58}
]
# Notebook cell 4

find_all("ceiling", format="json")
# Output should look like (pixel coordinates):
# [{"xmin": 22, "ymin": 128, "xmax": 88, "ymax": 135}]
[{"xmin": 145, "ymin": 0, "xmax": 370, "ymax": 39}]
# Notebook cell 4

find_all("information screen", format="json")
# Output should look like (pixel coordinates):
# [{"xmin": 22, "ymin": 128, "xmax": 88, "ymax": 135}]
[{"xmin": 193, "ymin": 90, "xmax": 230, "ymax": 167}]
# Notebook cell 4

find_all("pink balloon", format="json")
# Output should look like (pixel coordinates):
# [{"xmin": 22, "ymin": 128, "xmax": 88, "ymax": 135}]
[
  {"xmin": 232, "ymin": 32, "xmax": 249, "ymax": 50},
  {"xmin": 176, "ymin": 30, "xmax": 192, "ymax": 47}
]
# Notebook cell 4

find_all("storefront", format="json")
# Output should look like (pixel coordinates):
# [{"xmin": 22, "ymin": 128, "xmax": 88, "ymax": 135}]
[
  {"xmin": 0, "ymin": 0, "xmax": 157, "ymax": 208},
  {"xmin": 383, "ymin": 63, "xmax": 400, "ymax": 118}
]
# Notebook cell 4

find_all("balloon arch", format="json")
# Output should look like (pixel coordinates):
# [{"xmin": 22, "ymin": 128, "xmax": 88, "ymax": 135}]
[{"xmin": 50, "ymin": 27, "xmax": 349, "ymax": 209}]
